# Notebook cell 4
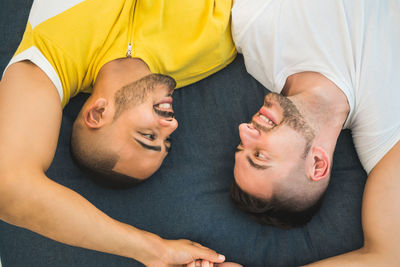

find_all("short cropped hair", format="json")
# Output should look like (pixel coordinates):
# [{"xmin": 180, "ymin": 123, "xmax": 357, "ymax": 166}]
[
  {"xmin": 70, "ymin": 132, "xmax": 143, "ymax": 189},
  {"xmin": 230, "ymin": 180, "xmax": 327, "ymax": 229}
]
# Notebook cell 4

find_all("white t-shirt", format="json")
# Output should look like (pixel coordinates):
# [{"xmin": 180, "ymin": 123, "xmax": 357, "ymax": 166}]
[{"xmin": 232, "ymin": 0, "xmax": 400, "ymax": 174}]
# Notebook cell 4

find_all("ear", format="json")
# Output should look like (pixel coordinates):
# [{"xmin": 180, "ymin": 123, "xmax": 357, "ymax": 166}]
[
  {"xmin": 308, "ymin": 146, "xmax": 330, "ymax": 181},
  {"xmin": 83, "ymin": 98, "xmax": 109, "ymax": 129}
]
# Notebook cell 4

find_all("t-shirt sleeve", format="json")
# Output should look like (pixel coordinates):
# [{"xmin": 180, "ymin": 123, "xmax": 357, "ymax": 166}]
[{"xmin": 4, "ymin": 25, "xmax": 63, "ymax": 104}]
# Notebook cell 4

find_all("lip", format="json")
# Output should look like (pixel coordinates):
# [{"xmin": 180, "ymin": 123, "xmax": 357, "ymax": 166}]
[
  {"xmin": 156, "ymin": 96, "xmax": 173, "ymax": 105},
  {"xmin": 252, "ymin": 115, "xmax": 273, "ymax": 130},
  {"xmin": 258, "ymin": 107, "xmax": 278, "ymax": 125},
  {"xmin": 155, "ymin": 96, "xmax": 174, "ymax": 112}
]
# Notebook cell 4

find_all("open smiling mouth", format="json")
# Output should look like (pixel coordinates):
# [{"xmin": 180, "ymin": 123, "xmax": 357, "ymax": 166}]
[
  {"xmin": 252, "ymin": 106, "xmax": 278, "ymax": 131},
  {"xmin": 258, "ymin": 113, "xmax": 275, "ymax": 127}
]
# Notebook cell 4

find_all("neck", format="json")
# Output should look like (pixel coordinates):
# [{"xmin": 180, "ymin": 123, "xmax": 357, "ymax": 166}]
[
  {"xmin": 78, "ymin": 57, "xmax": 152, "ymax": 122},
  {"xmin": 282, "ymin": 72, "xmax": 350, "ymax": 154}
]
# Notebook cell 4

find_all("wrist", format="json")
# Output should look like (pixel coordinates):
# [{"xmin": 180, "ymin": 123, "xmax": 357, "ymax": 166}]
[{"xmin": 132, "ymin": 229, "xmax": 166, "ymax": 266}]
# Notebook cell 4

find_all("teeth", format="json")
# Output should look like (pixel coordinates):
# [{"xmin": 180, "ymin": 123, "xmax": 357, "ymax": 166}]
[
  {"xmin": 259, "ymin": 114, "xmax": 275, "ymax": 126},
  {"xmin": 158, "ymin": 103, "xmax": 171, "ymax": 109}
]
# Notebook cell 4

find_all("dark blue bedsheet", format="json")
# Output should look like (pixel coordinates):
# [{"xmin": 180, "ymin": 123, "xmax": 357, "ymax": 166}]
[{"xmin": 0, "ymin": 1, "xmax": 366, "ymax": 266}]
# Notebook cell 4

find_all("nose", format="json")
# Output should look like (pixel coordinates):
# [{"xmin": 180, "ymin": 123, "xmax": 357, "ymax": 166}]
[
  {"xmin": 159, "ymin": 117, "xmax": 178, "ymax": 135},
  {"xmin": 238, "ymin": 123, "xmax": 260, "ymax": 147}
]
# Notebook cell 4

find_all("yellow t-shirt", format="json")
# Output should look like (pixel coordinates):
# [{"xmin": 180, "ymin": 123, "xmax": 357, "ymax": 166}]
[{"xmin": 8, "ymin": 0, "xmax": 236, "ymax": 107}]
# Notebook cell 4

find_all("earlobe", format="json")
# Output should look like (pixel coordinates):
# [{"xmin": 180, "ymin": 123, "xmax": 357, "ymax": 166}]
[
  {"xmin": 309, "ymin": 146, "xmax": 330, "ymax": 181},
  {"xmin": 84, "ymin": 98, "xmax": 108, "ymax": 129}
]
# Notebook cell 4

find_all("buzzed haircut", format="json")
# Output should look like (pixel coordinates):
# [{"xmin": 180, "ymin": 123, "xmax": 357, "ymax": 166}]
[{"xmin": 230, "ymin": 180, "xmax": 326, "ymax": 229}]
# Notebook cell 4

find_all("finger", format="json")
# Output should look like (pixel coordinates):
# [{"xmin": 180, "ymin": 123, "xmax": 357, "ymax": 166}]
[
  {"xmin": 192, "ymin": 242, "xmax": 207, "ymax": 249},
  {"xmin": 186, "ymin": 261, "xmax": 196, "ymax": 267},
  {"xmin": 188, "ymin": 244, "xmax": 225, "ymax": 263},
  {"xmin": 201, "ymin": 260, "xmax": 210, "ymax": 267},
  {"xmin": 215, "ymin": 263, "xmax": 244, "ymax": 267}
]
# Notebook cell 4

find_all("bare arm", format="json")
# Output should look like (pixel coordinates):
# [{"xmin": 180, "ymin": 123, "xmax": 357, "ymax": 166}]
[
  {"xmin": 304, "ymin": 140, "xmax": 400, "ymax": 266},
  {"xmin": 0, "ymin": 62, "xmax": 225, "ymax": 266}
]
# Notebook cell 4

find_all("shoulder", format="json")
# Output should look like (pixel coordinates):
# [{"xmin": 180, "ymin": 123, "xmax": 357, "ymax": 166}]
[{"xmin": 28, "ymin": 0, "xmax": 86, "ymax": 29}]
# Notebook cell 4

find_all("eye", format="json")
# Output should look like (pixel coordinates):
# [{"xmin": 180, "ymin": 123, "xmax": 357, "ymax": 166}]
[
  {"xmin": 254, "ymin": 151, "xmax": 267, "ymax": 160},
  {"xmin": 140, "ymin": 132, "xmax": 156, "ymax": 141}
]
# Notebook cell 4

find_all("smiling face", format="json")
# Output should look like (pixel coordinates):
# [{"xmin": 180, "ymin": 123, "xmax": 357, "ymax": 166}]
[
  {"xmin": 71, "ymin": 58, "xmax": 182, "ymax": 187},
  {"xmin": 106, "ymin": 74, "xmax": 178, "ymax": 179},
  {"xmin": 234, "ymin": 92, "xmax": 316, "ymax": 200}
]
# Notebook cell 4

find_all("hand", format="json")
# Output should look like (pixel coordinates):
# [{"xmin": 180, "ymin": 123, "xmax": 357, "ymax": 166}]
[
  {"xmin": 215, "ymin": 263, "xmax": 243, "ymax": 267},
  {"xmin": 186, "ymin": 260, "xmax": 243, "ymax": 267},
  {"xmin": 145, "ymin": 238, "xmax": 225, "ymax": 267}
]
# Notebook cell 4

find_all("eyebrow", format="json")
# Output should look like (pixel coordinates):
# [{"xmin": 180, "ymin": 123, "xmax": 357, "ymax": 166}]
[
  {"xmin": 246, "ymin": 156, "xmax": 270, "ymax": 170},
  {"xmin": 134, "ymin": 138, "xmax": 171, "ymax": 152},
  {"xmin": 134, "ymin": 138, "xmax": 162, "ymax": 152}
]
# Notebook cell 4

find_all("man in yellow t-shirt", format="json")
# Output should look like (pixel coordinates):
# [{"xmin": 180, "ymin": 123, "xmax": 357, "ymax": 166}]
[{"xmin": 0, "ymin": 0, "xmax": 235, "ymax": 265}]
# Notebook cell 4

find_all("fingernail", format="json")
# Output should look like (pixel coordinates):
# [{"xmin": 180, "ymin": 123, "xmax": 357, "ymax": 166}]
[{"xmin": 218, "ymin": 254, "xmax": 225, "ymax": 261}]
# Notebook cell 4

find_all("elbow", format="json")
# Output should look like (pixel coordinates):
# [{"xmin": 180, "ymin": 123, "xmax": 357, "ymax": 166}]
[
  {"xmin": 361, "ymin": 244, "xmax": 400, "ymax": 266},
  {"xmin": 0, "ymin": 172, "xmax": 22, "ymax": 222},
  {"xmin": 0, "ymin": 170, "xmax": 43, "ymax": 225}
]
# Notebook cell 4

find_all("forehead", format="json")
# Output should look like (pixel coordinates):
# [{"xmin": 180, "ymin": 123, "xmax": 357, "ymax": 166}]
[
  {"xmin": 234, "ymin": 150, "xmax": 304, "ymax": 201},
  {"xmin": 233, "ymin": 162, "xmax": 274, "ymax": 199},
  {"xmin": 113, "ymin": 139, "xmax": 166, "ymax": 179}
]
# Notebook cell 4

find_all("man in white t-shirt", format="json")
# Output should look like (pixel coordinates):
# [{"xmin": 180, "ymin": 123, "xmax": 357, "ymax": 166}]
[
  {"xmin": 229, "ymin": 0, "xmax": 400, "ymax": 265},
  {"xmin": 0, "ymin": 0, "xmax": 235, "ymax": 265}
]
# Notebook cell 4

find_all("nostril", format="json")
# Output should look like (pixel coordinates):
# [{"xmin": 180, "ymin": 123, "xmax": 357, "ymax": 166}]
[{"xmin": 247, "ymin": 123, "xmax": 256, "ymax": 130}]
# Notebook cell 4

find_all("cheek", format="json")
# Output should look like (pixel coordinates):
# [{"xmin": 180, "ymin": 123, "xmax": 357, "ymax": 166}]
[
  {"xmin": 262, "ymin": 130, "xmax": 306, "ymax": 159},
  {"xmin": 127, "ymin": 108, "xmax": 155, "ymax": 125}
]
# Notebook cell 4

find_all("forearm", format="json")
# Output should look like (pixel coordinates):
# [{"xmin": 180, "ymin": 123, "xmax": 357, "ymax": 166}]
[
  {"xmin": 0, "ymin": 171, "xmax": 162, "ymax": 264},
  {"xmin": 303, "ymin": 247, "xmax": 397, "ymax": 267}
]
